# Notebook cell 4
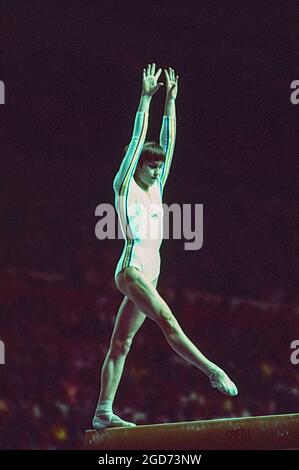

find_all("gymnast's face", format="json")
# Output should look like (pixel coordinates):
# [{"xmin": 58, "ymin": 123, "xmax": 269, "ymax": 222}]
[{"xmin": 134, "ymin": 160, "xmax": 164, "ymax": 188}]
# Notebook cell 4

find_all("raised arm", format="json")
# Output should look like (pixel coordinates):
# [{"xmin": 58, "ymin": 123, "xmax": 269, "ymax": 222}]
[
  {"xmin": 113, "ymin": 63, "xmax": 164, "ymax": 193},
  {"xmin": 159, "ymin": 67, "xmax": 179, "ymax": 191}
]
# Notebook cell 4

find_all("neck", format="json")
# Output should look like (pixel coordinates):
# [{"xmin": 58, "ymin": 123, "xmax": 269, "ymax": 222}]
[{"xmin": 134, "ymin": 174, "xmax": 149, "ymax": 191}]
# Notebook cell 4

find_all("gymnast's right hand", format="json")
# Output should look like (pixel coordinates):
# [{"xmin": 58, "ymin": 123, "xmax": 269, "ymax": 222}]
[{"xmin": 142, "ymin": 63, "xmax": 164, "ymax": 97}]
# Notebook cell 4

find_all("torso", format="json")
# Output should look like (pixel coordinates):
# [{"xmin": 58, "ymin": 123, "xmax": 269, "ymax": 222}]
[{"xmin": 114, "ymin": 178, "xmax": 163, "ymax": 283}]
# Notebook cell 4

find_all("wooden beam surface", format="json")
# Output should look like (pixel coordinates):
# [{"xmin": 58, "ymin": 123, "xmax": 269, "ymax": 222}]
[{"xmin": 84, "ymin": 413, "xmax": 299, "ymax": 450}]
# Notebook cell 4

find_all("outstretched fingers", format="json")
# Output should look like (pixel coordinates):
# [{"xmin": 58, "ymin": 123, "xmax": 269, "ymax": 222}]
[
  {"xmin": 144, "ymin": 64, "xmax": 178, "ymax": 82},
  {"xmin": 165, "ymin": 68, "xmax": 170, "ymax": 79},
  {"xmin": 154, "ymin": 67, "xmax": 162, "ymax": 80},
  {"xmin": 145, "ymin": 62, "xmax": 158, "ymax": 76},
  {"xmin": 165, "ymin": 67, "xmax": 178, "ymax": 81},
  {"xmin": 142, "ymin": 63, "xmax": 164, "ymax": 96},
  {"xmin": 144, "ymin": 62, "xmax": 161, "ymax": 78}
]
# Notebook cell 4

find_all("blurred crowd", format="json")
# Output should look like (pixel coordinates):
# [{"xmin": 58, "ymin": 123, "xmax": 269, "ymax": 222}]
[{"xmin": 0, "ymin": 266, "xmax": 298, "ymax": 449}]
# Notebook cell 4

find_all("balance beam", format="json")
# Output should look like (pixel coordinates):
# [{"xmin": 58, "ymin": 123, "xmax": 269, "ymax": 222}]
[{"xmin": 84, "ymin": 413, "xmax": 299, "ymax": 450}]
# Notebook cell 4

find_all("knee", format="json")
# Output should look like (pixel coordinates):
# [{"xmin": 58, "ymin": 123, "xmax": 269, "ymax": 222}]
[{"xmin": 110, "ymin": 336, "xmax": 133, "ymax": 357}]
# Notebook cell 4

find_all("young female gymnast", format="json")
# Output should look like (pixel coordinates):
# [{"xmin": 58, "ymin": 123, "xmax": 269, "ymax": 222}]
[{"xmin": 93, "ymin": 63, "xmax": 238, "ymax": 430}]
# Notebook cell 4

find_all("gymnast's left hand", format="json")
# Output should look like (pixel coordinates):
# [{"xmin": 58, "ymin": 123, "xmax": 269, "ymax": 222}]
[{"xmin": 164, "ymin": 67, "xmax": 179, "ymax": 100}]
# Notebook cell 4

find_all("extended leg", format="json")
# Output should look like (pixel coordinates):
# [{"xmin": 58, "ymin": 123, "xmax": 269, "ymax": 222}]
[{"xmin": 116, "ymin": 268, "xmax": 238, "ymax": 397}]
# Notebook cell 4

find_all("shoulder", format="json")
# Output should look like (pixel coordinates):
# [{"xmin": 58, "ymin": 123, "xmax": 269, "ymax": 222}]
[{"xmin": 113, "ymin": 173, "xmax": 137, "ymax": 195}]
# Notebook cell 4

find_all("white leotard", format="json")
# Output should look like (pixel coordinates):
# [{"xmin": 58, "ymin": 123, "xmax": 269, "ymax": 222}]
[{"xmin": 113, "ymin": 111, "xmax": 176, "ymax": 282}]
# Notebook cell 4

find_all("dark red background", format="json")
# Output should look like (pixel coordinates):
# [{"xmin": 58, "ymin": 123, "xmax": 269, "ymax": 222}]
[{"xmin": 0, "ymin": 0, "xmax": 298, "ymax": 449}]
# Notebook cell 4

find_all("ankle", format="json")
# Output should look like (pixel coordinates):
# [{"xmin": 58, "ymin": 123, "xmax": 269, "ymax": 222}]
[
  {"xmin": 96, "ymin": 398, "xmax": 113, "ymax": 415},
  {"xmin": 206, "ymin": 363, "xmax": 222, "ymax": 377}
]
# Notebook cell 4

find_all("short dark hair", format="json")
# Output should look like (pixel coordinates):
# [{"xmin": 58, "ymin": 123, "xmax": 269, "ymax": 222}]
[{"xmin": 123, "ymin": 141, "xmax": 166, "ymax": 167}]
